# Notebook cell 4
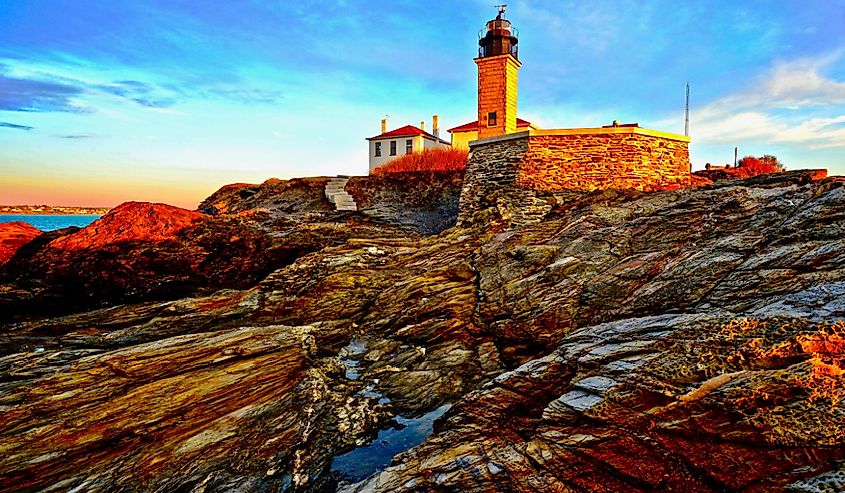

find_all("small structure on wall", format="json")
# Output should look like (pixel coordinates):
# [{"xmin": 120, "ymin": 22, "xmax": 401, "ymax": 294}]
[
  {"xmin": 447, "ymin": 118, "xmax": 537, "ymax": 150},
  {"xmin": 366, "ymin": 117, "xmax": 450, "ymax": 174}
]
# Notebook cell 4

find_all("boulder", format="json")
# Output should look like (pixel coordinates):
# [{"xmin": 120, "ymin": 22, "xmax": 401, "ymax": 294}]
[{"xmin": 0, "ymin": 221, "xmax": 41, "ymax": 265}]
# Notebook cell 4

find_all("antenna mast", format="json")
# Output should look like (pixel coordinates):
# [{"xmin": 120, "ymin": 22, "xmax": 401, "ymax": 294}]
[
  {"xmin": 494, "ymin": 4, "xmax": 507, "ymax": 18},
  {"xmin": 684, "ymin": 82, "xmax": 690, "ymax": 137}
]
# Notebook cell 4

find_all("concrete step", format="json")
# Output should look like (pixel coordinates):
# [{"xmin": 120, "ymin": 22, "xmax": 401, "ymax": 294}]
[
  {"xmin": 324, "ymin": 175, "xmax": 357, "ymax": 211},
  {"xmin": 325, "ymin": 189, "xmax": 348, "ymax": 200}
]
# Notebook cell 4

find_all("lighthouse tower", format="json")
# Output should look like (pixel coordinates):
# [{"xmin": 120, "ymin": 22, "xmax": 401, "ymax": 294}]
[{"xmin": 475, "ymin": 5, "xmax": 521, "ymax": 140}]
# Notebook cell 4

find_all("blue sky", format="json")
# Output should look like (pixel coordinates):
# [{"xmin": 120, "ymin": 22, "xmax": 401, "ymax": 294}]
[{"xmin": 1, "ymin": 0, "xmax": 844, "ymax": 207}]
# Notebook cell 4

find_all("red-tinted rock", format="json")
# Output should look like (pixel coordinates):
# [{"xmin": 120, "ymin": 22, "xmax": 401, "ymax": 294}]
[
  {"xmin": 49, "ymin": 201, "xmax": 205, "ymax": 249},
  {"xmin": 0, "ymin": 222, "xmax": 41, "ymax": 265},
  {"xmin": 0, "ymin": 202, "xmax": 302, "ymax": 318}
]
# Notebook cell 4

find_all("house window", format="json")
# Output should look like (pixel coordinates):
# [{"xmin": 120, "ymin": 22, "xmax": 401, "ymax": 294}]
[
  {"xmin": 374, "ymin": 142, "xmax": 382, "ymax": 157},
  {"xmin": 390, "ymin": 140, "xmax": 397, "ymax": 156},
  {"xmin": 405, "ymin": 139, "xmax": 413, "ymax": 154},
  {"xmin": 487, "ymin": 111, "xmax": 498, "ymax": 127}
]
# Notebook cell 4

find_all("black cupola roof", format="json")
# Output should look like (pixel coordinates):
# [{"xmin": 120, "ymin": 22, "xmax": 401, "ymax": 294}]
[{"xmin": 478, "ymin": 5, "xmax": 519, "ymax": 59}]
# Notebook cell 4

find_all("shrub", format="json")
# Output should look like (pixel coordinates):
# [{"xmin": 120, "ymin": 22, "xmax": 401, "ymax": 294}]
[
  {"xmin": 760, "ymin": 154, "xmax": 786, "ymax": 171},
  {"xmin": 373, "ymin": 148, "xmax": 468, "ymax": 174},
  {"xmin": 733, "ymin": 155, "xmax": 783, "ymax": 178}
]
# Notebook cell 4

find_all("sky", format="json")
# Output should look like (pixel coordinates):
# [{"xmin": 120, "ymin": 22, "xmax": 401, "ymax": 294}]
[{"xmin": 1, "ymin": 0, "xmax": 844, "ymax": 208}]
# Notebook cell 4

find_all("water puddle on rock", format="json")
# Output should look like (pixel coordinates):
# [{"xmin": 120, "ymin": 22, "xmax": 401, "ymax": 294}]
[
  {"xmin": 340, "ymin": 337, "xmax": 368, "ymax": 380},
  {"xmin": 342, "ymin": 359, "xmax": 361, "ymax": 380},
  {"xmin": 330, "ymin": 403, "xmax": 452, "ymax": 483}
]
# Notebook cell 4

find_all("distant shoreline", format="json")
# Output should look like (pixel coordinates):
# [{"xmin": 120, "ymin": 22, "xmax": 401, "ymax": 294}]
[
  {"xmin": 0, "ymin": 207, "xmax": 110, "ymax": 215},
  {"xmin": 1, "ymin": 212, "xmax": 106, "ymax": 216}
]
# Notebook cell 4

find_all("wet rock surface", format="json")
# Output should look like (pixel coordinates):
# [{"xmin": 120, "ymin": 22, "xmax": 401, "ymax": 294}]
[{"xmin": 0, "ymin": 170, "xmax": 844, "ymax": 492}]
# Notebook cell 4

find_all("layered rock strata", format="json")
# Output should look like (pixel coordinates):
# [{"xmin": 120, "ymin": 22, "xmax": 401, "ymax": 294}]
[{"xmin": 0, "ymin": 170, "xmax": 843, "ymax": 492}]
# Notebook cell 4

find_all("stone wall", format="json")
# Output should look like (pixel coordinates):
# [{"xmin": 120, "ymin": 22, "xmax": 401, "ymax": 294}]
[
  {"xmin": 518, "ymin": 130, "xmax": 691, "ymax": 192},
  {"xmin": 458, "ymin": 133, "xmax": 562, "ymax": 226},
  {"xmin": 458, "ymin": 133, "xmax": 526, "ymax": 222},
  {"xmin": 458, "ymin": 128, "xmax": 691, "ymax": 225}
]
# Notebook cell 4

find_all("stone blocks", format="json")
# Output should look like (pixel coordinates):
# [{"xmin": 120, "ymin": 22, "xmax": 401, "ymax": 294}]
[
  {"xmin": 476, "ymin": 54, "xmax": 520, "ymax": 139},
  {"xmin": 458, "ymin": 128, "xmax": 692, "ymax": 224}
]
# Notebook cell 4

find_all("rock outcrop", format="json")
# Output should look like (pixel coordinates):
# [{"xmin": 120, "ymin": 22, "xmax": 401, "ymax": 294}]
[
  {"xmin": 345, "ymin": 315, "xmax": 845, "ymax": 492},
  {"xmin": 0, "ymin": 169, "xmax": 843, "ymax": 492},
  {"xmin": 0, "ymin": 202, "xmax": 316, "ymax": 320},
  {"xmin": 0, "ymin": 222, "xmax": 41, "ymax": 265},
  {"xmin": 199, "ymin": 172, "xmax": 464, "ymax": 235},
  {"xmin": 2, "ymin": 173, "xmax": 466, "ymax": 321}
]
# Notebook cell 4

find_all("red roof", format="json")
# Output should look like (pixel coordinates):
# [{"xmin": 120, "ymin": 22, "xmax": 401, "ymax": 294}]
[
  {"xmin": 447, "ymin": 118, "xmax": 534, "ymax": 133},
  {"xmin": 366, "ymin": 125, "xmax": 448, "ymax": 144}
]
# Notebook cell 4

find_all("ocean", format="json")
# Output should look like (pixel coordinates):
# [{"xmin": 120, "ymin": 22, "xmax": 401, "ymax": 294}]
[{"xmin": 0, "ymin": 214, "xmax": 101, "ymax": 231}]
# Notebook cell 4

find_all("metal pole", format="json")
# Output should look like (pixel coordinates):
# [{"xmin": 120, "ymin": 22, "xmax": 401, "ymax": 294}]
[{"xmin": 684, "ymin": 83, "xmax": 690, "ymax": 137}]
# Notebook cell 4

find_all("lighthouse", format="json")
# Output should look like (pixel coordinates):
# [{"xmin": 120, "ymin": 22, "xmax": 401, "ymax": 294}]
[{"xmin": 475, "ymin": 5, "xmax": 521, "ymax": 140}]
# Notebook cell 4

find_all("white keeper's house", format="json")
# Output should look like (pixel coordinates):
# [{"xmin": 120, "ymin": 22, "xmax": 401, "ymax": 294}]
[{"xmin": 366, "ymin": 116, "xmax": 450, "ymax": 173}]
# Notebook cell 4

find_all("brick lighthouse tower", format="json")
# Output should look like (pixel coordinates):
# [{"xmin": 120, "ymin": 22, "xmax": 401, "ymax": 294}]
[{"xmin": 475, "ymin": 5, "xmax": 520, "ymax": 140}]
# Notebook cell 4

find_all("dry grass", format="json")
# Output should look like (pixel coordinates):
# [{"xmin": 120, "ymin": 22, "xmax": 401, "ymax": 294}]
[{"xmin": 373, "ymin": 148, "xmax": 468, "ymax": 174}]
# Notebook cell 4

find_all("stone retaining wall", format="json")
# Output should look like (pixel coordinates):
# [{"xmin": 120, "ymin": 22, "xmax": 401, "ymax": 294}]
[{"xmin": 458, "ymin": 128, "xmax": 691, "ymax": 224}]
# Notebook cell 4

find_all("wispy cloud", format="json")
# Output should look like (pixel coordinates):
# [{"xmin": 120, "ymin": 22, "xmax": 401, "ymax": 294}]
[
  {"xmin": 658, "ymin": 51, "xmax": 845, "ymax": 150},
  {"xmin": 0, "ymin": 121, "xmax": 33, "ymax": 131},
  {"xmin": 95, "ymin": 80, "xmax": 180, "ymax": 108},
  {"xmin": 0, "ymin": 72, "xmax": 86, "ymax": 112},
  {"xmin": 0, "ymin": 59, "xmax": 286, "ymax": 115},
  {"xmin": 704, "ymin": 51, "xmax": 845, "ymax": 113}
]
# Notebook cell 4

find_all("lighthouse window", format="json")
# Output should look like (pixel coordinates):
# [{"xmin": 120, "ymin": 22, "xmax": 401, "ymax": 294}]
[
  {"xmin": 405, "ymin": 139, "xmax": 413, "ymax": 154},
  {"xmin": 374, "ymin": 142, "xmax": 382, "ymax": 157},
  {"xmin": 390, "ymin": 140, "xmax": 397, "ymax": 156},
  {"xmin": 487, "ymin": 111, "xmax": 498, "ymax": 127}
]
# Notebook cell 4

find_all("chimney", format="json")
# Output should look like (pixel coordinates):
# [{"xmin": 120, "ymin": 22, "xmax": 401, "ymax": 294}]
[
  {"xmin": 381, "ymin": 118, "xmax": 388, "ymax": 134},
  {"xmin": 420, "ymin": 120, "xmax": 426, "ymax": 132},
  {"xmin": 433, "ymin": 115, "xmax": 440, "ymax": 139}
]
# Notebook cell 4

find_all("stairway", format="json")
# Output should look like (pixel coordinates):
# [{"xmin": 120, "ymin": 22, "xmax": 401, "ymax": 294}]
[{"xmin": 325, "ymin": 176, "xmax": 358, "ymax": 211}]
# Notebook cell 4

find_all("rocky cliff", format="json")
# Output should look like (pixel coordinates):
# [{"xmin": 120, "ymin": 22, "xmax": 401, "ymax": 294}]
[
  {"xmin": 0, "ymin": 169, "xmax": 843, "ymax": 492},
  {"xmin": 198, "ymin": 171, "xmax": 463, "ymax": 234},
  {"xmin": 0, "ymin": 170, "xmax": 463, "ymax": 321}
]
